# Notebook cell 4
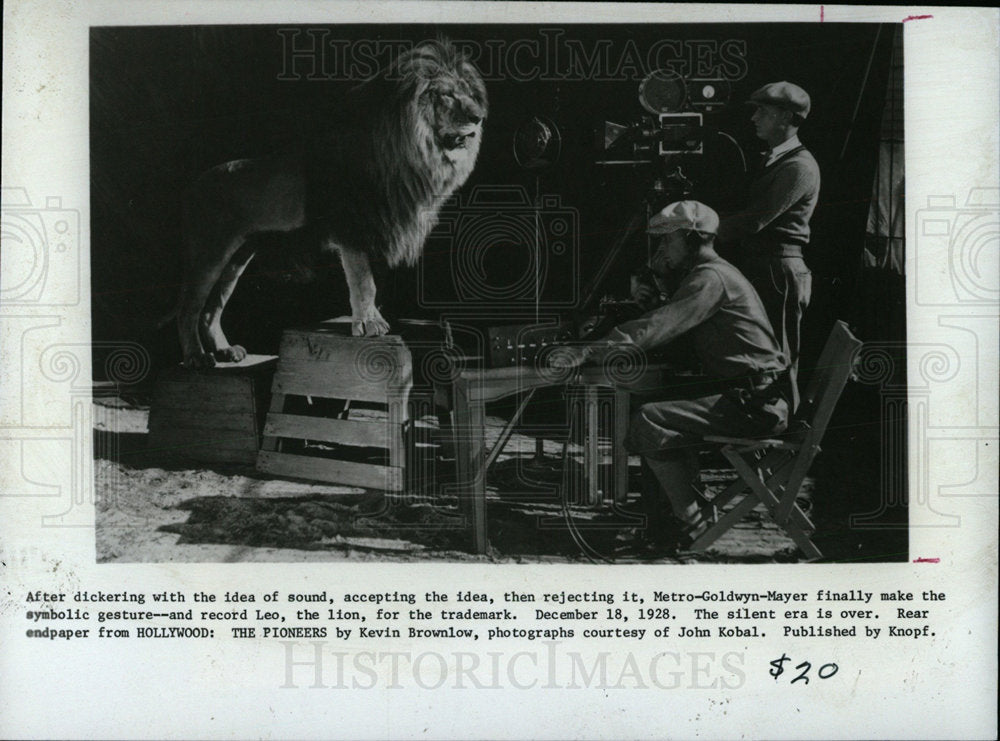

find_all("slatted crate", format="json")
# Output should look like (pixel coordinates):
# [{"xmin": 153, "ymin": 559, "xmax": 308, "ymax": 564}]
[
  {"xmin": 256, "ymin": 323, "xmax": 414, "ymax": 491},
  {"xmin": 147, "ymin": 355, "xmax": 278, "ymax": 465}
]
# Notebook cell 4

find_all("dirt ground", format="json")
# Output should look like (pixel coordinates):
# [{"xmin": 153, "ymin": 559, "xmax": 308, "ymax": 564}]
[{"xmin": 94, "ymin": 392, "xmax": 903, "ymax": 564}]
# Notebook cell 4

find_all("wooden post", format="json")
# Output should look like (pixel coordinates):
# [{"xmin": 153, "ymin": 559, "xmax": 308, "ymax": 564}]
[
  {"xmin": 614, "ymin": 388, "xmax": 631, "ymax": 504},
  {"xmin": 585, "ymin": 385, "xmax": 601, "ymax": 505},
  {"xmin": 452, "ymin": 375, "xmax": 488, "ymax": 554}
]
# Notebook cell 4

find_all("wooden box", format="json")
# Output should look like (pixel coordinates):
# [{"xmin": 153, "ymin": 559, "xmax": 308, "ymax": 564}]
[
  {"xmin": 147, "ymin": 355, "xmax": 278, "ymax": 465},
  {"xmin": 256, "ymin": 322, "xmax": 414, "ymax": 491}
]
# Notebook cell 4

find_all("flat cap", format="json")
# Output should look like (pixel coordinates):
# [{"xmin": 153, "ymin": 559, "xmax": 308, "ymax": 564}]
[
  {"xmin": 749, "ymin": 81, "xmax": 811, "ymax": 119},
  {"xmin": 648, "ymin": 200, "xmax": 719, "ymax": 236}
]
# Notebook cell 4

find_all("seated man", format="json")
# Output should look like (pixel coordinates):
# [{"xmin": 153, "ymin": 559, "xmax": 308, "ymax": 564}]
[{"xmin": 559, "ymin": 201, "xmax": 793, "ymax": 552}]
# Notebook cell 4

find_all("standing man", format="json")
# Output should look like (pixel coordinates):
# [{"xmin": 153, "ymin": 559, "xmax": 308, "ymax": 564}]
[
  {"xmin": 717, "ymin": 82, "xmax": 820, "ymax": 407},
  {"xmin": 557, "ymin": 201, "xmax": 792, "ymax": 552}
]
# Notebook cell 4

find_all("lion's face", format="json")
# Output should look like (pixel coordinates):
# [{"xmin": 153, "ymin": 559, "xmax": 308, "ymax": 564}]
[
  {"xmin": 351, "ymin": 40, "xmax": 488, "ymax": 266},
  {"xmin": 399, "ymin": 43, "xmax": 488, "ymax": 166},
  {"xmin": 424, "ymin": 75, "xmax": 486, "ymax": 157}
]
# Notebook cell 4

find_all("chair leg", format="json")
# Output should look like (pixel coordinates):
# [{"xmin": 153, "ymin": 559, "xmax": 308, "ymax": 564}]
[
  {"xmin": 692, "ymin": 447, "xmax": 796, "ymax": 550},
  {"xmin": 724, "ymin": 449, "xmax": 817, "ymax": 532},
  {"xmin": 785, "ymin": 525, "xmax": 823, "ymax": 560},
  {"xmin": 709, "ymin": 447, "xmax": 793, "ymax": 511},
  {"xmin": 689, "ymin": 446, "xmax": 822, "ymax": 559},
  {"xmin": 688, "ymin": 490, "xmax": 759, "ymax": 551},
  {"xmin": 724, "ymin": 449, "xmax": 822, "ymax": 559}
]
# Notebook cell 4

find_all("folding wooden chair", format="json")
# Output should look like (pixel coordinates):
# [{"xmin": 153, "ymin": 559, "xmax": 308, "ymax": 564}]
[{"xmin": 688, "ymin": 321, "xmax": 863, "ymax": 560}]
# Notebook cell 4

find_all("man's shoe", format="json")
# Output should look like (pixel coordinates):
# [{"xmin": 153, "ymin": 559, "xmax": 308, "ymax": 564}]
[{"xmin": 678, "ymin": 501, "xmax": 718, "ymax": 550}]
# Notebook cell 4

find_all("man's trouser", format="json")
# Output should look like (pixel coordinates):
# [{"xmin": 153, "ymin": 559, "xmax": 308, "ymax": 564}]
[
  {"xmin": 748, "ymin": 255, "xmax": 812, "ymax": 410},
  {"xmin": 624, "ymin": 375, "xmax": 790, "ymax": 532}
]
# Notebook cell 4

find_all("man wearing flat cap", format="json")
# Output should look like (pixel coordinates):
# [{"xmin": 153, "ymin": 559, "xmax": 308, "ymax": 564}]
[
  {"xmin": 717, "ymin": 81, "xmax": 820, "ymax": 408},
  {"xmin": 558, "ymin": 200, "xmax": 791, "ymax": 553}
]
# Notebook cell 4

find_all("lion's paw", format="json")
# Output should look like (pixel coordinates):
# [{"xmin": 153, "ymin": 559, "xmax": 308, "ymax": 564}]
[
  {"xmin": 351, "ymin": 312, "xmax": 390, "ymax": 337},
  {"xmin": 183, "ymin": 352, "xmax": 218, "ymax": 370},
  {"xmin": 214, "ymin": 345, "xmax": 248, "ymax": 363}
]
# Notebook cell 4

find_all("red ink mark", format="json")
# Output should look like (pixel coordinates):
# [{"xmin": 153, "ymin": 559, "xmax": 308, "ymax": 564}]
[
  {"xmin": 820, "ymin": 6, "xmax": 824, "ymax": 22},
  {"xmin": 902, "ymin": 14, "xmax": 933, "ymax": 22},
  {"xmin": 913, "ymin": 557, "xmax": 941, "ymax": 563}
]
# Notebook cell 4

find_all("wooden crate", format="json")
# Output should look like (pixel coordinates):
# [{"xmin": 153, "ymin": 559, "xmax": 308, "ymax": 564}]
[
  {"xmin": 147, "ymin": 355, "xmax": 278, "ymax": 465},
  {"xmin": 257, "ymin": 322, "xmax": 414, "ymax": 491}
]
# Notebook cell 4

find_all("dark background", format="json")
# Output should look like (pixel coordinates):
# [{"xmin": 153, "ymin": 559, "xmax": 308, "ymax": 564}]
[
  {"xmin": 91, "ymin": 23, "xmax": 896, "ymax": 357},
  {"xmin": 90, "ymin": 24, "xmax": 907, "ymax": 559}
]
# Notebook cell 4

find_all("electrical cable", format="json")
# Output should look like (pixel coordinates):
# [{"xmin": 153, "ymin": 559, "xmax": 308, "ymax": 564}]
[
  {"xmin": 714, "ymin": 129, "xmax": 748, "ymax": 174},
  {"xmin": 559, "ymin": 435, "xmax": 614, "ymax": 564}
]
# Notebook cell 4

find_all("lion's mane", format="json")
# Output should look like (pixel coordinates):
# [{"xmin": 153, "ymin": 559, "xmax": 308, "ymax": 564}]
[{"xmin": 305, "ymin": 40, "xmax": 488, "ymax": 268}]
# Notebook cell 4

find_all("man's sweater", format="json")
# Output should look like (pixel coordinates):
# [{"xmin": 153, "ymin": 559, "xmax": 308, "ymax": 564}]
[{"xmin": 717, "ymin": 146, "xmax": 821, "ymax": 259}]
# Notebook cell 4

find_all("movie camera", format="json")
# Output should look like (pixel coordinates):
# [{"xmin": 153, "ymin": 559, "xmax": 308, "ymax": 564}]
[
  {"xmin": 597, "ymin": 70, "xmax": 734, "ymax": 164},
  {"xmin": 574, "ymin": 70, "xmax": 745, "ymax": 337}
]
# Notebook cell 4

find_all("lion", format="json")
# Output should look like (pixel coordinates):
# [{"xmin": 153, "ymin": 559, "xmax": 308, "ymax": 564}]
[{"xmin": 174, "ymin": 40, "xmax": 487, "ymax": 368}]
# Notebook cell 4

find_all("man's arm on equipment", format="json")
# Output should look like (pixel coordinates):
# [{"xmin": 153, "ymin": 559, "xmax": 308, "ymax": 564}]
[{"xmin": 604, "ymin": 267, "xmax": 725, "ymax": 352}]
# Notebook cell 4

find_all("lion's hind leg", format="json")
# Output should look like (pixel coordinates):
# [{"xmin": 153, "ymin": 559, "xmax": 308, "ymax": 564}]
[
  {"xmin": 199, "ymin": 242, "xmax": 257, "ymax": 363},
  {"xmin": 177, "ymin": 274, "xmax": 217, "ymax": 369},
  {"xmin": 177, "ymin": 230, "xmax": 249, "ymax": 369}
]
